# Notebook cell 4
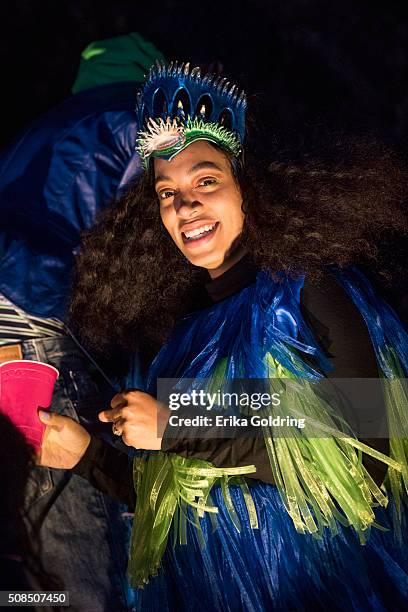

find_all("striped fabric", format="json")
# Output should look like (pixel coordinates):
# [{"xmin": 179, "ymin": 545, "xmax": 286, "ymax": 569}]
[{"xmin": 0, "ymin": 294, "xmax": 66, "ymax": 345}]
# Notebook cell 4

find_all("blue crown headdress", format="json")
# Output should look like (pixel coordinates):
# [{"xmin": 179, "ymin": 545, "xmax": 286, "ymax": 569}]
[{"xmin": 135, "ymin": 60, "xmax": 247, "ymax": 169}]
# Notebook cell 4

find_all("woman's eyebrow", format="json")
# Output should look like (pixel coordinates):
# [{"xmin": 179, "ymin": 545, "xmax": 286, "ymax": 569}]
[
  {"xmin": 155, "ymin": 161, "xmax": 224, "ymax": 185},
  {"xmin": 188, "ymin": 161, "xmax": 224, "ymax": 174},
  {"xmin": 155, "ymin": 174, "xmax": 171, "ymax": 185}
]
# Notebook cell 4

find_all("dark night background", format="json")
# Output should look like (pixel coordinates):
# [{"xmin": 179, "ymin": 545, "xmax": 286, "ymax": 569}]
[
  {"xmin": 1, "ymin": 0, "xmax": 407, "ymax": 315},
  {"xmin": 2, "ymin": 0, "xmax": 408, "ymax": 151}
]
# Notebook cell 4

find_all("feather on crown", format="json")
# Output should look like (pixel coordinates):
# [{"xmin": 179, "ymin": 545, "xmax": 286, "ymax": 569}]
[{"xmin": 135, "ymin": 60, "xmax": 247, "ymax": 168}]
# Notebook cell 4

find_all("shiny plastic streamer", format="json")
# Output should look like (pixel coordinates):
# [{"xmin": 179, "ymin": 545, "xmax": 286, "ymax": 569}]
[
  {"xmin": 128, "ymin": 452, "xmax": 256, "ymax": 587},
  {"xmin": 127, "ymin": 267, "xmax": 407, "ymax": 587}
]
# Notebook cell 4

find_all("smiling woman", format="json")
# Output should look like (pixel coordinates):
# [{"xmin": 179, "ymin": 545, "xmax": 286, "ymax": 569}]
[
  {"xmin": 155, "ymin": 141, "xmax": 245, "ymax": 275},
  {"xmin": 49, "ymin": 61, "xmax": 408, "ymax": 609}
]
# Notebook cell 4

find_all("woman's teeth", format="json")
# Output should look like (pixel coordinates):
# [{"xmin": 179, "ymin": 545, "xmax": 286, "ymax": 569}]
[{"xmin": 183, "ymin": 223, "xmax": 217, "ymax": 240}]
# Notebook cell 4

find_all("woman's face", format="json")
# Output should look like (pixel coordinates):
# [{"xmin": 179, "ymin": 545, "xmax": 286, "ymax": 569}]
[{"xmin": 154, "ymin": 141, "xmax": 245, "ymax": 277}]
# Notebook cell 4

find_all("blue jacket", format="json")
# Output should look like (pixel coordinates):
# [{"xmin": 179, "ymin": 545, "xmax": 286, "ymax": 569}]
[{"xmin": 0, "ymin": 82, "xmax": 141, "ymax": 320}]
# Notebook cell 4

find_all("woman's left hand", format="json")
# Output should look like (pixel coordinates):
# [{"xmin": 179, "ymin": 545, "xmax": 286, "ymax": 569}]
[{"xmin": 98, "ymin": 390, "xmax": 170, "ymax": 450}]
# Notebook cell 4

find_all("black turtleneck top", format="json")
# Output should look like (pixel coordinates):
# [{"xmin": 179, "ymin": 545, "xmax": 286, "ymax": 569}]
[{"xmin": 72, "ymin": 258, "xmax": 389, "ymax": 508}]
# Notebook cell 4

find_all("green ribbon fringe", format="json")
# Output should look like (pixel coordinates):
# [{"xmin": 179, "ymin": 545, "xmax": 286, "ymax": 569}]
[
  {"xmin": 127, "ymin": 351, "xmax": 407, "ymax": 588},
  {"xmin": 381, "ymin": 348, "xmax": 408, "ymax": 539},
  {"xmin": 128, "ymin": 452, "xmax": 256, "ymax": 588}
]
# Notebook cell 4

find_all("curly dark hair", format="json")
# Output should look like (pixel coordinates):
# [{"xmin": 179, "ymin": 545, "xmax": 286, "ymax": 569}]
[{"xmin": 70, "ymin": 135, "xmax": 407, "ymax": 363}]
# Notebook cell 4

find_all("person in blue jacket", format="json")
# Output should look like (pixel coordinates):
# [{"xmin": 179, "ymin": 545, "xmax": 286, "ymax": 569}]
[{"xmin": 0, "ymin": 32, "xmax": 164, "ymax": 611}]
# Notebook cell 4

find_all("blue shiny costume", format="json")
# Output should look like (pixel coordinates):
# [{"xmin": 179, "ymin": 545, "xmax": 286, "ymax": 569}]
[{"xmin": 132, "ymin": 268, "xmax": 408, "ymax": 611}]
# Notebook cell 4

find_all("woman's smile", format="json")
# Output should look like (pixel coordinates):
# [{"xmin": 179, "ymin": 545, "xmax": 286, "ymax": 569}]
[{"xmin": 181, "ymin": 221, "xmax": 220, "ymax": 248}]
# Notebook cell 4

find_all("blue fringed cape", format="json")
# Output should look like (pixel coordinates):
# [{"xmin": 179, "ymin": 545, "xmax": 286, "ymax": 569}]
[{"xmin": 128, "ymin": 267, "xmax": 408, "ymax": 611}]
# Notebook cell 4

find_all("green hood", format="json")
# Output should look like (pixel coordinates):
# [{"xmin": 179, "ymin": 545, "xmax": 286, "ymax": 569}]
[{"xmin": 72, "ymin": 32, "xmax": 165, "ymax": 94}]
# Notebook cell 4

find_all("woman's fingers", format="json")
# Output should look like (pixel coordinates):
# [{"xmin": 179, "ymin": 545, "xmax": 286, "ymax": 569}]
[
  {"xmin": 99, "ymin": 391, "xmax": 133, "ymax": 421},
  {"xmin": 111, "ymin": 417, "xmax": 125, "ymax": 436},
  {"xmin": 99, "ymin": 393, "xmax": 127, "ymax": 422},
  {"xmin": 110, "ymin": 392, "xmax": 129, "ymax": 410},
  {"xmin": 98, "ymin": 408, "xmax": 119, "ymax": 422},
  {"xmin": 36, "ymin": 410, "xmax": 91, "ymax": 469},
  {"xmin": 38, "ymin": 409, "xmax": 65, "ymax": 431},
  {"xmin": 99, "ymin": 390, "xmax": 144, "ymax": 422}
]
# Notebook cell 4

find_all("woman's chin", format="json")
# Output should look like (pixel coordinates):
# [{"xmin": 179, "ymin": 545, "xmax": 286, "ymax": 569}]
[{"xmin": 184, "ymin": 252, "xmax": 225, "ymax": 270}]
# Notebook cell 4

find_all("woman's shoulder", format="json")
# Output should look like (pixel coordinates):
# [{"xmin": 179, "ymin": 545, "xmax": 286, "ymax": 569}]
[{"xmin": 300, "ymin": 270, "xmax": 379, "ymax": 377}]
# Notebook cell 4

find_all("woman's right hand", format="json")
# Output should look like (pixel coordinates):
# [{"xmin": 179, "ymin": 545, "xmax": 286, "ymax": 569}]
[{"xmin": 36, "ymin": 410, "xmax": 91, "ymax": 469}]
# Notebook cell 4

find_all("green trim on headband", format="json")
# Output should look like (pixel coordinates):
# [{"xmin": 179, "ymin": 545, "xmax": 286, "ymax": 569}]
[{"xmin": 136, "ymin": 116, "xmax": 242, "ymax": 169}]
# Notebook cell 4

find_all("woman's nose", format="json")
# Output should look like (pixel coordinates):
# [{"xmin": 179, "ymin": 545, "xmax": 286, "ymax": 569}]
[{"xmin": 174, "ymin": 193, "xmax": 202, "ymax": 215}]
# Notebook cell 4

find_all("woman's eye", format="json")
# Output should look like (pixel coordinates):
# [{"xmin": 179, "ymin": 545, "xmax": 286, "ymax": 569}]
[
  {"xmin": 198, "ymin": 177, "xmax": 218, "ymax": 187},
  {"xmin": 159, "ymin": 190, "xmax": 175, "ymax": 200}
]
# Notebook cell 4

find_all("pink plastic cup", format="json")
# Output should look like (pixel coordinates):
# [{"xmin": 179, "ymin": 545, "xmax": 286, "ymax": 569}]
[{"xmin": 0, "ymin": 360, "xmax": 59, "ymax": 452}]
